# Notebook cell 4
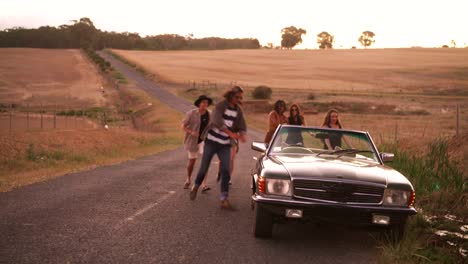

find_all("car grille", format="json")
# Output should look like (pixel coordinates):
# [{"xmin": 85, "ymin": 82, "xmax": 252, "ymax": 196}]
[{"xmin": 293, "ymin": 179, "xmax": 384, "ymax": 204}]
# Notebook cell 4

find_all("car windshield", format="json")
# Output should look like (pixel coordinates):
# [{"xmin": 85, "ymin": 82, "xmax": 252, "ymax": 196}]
[{"xmin": 269, "ymin": 125, "xmax": 379, "ymax": 163}]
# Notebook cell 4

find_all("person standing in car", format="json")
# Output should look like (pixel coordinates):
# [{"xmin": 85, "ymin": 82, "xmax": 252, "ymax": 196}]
[
  {"xmin": 264, "ymin": 100, "xmax": 288, "ymax": 144},
  {"xmin": 286, "ymin": 103, "xmax": 306, "ymax": 146},
  {"xmin": 321, "ymin": 108, "xmax": 353, "ymax": 150}
]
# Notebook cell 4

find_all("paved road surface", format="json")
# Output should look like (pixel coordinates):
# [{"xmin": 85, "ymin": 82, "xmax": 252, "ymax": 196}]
[{"xmin": 0, "ymin": 51, "xmax": 379, "ymax": 263}]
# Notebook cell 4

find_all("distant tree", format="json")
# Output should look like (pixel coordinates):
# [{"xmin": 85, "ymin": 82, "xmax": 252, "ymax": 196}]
[
  {"xmin": 358, "ymin": 31, "xmax": 375, "ymax": 48},
  {"xmin": 442, "ymin": 45, "xmax": 449, "ymax": 48},
  {"xmin": 69, "ymin": 17, "xmax": 98, "ymax": 49},
  {"xmin": 317, "ymin": 31, "xmax": 334, "ymax": 49},
  {"xmin": 450, "ymin": 40, "xmax": 456, "ymax": 48},
  {"xmin": 0, "ymin": 18, "xmax": 260, "ymax": 50},
  {"xmin": 281, "ymin": 26, "xmax": 306, "ymax": 49}
]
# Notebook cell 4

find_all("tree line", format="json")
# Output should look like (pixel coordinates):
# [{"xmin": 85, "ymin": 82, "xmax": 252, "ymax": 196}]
[
  {"xmin": 0, "ymin": 18, "xmax": 260, "ymax": 50},
  {"xmin": 279, "ymin": 26, "xmax": 375, "ymax": 49}
]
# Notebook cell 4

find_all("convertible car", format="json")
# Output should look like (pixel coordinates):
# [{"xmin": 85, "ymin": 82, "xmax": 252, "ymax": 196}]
[{"xmin": 250, "ymin": 125, "xmax": 417, "ymax": 238}]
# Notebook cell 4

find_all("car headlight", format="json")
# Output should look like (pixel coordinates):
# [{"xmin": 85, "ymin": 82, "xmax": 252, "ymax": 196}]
[
  {"xmin": 383, "ymin": 189, "xmax": 411, "ymax": 207},
  {"xmin": 266, "ymin": 179, "xmax": 292, "ymax": 196}
]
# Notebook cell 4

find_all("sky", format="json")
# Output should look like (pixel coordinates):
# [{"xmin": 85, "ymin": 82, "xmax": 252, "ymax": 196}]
[{"xmin": 1, "ymin": 0, "xmax": 467, "ymax": 49}]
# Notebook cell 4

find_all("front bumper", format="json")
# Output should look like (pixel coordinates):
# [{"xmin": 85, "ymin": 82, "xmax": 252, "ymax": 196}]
[{"xmin": 253, "ymin": 194, "xmax": 417, "ymax": 226}]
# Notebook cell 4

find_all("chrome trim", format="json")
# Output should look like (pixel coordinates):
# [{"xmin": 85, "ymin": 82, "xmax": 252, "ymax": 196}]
[
  {"xmin": 295, "ymin": 187, "xmax": 326, "ymax": 192},
  {"xmin": 352, "ymin": 192, "xmax": 381, "ymax": 197},
  {"xmin": 252, "ymin": 194, "xmax": 417, "ymax": 215}
]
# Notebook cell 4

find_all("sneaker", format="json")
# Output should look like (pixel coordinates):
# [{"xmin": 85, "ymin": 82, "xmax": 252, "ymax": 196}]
[
  {"xmin": 220, "ymin": 199, "xmax": 236, "ymax": 211},
  {"xmin": 190, "ymin": 185, "xmax": 199, "ymax": 201}
]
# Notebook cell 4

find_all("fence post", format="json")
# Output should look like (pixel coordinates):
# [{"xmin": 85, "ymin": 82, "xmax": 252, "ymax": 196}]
[
  {"xmin": 40, "ymin": 104, "xmax": 43, "ymax": 129},
  {"xmin": 394, "ymin": 122, "xmax": 398, "ymax": 147},
  {"xmin": 456, "ymin": 104, "xmax": 459, "ymax": 138},
  {"xmin": 26, "ymin": 104, "xmax": 30, "ymax": 130},
  {"xmin": 54, "ymin": 105, "xmax": 57, "ymax": 129},
  {"xmin": 9, "ymin": 103, "xmax": 12, "ymax": 133}
]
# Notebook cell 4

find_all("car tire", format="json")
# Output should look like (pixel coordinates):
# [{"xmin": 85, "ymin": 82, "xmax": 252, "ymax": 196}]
[{"xmin": 253, "ymin": 203, "xmax": 273, "ymax": 238}]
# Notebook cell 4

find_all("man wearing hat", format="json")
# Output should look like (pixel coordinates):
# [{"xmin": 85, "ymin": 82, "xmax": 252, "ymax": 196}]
[{"xmin": 182, "ymin": 94, "xmax": 213, "ymax": 191}]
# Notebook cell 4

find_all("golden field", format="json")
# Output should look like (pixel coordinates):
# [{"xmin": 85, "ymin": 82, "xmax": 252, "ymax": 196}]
[
  {"xmin": 114, "ymin": 48, "xmax": 468, "ymax": 174},
  {"xmin": 112, "ymin": 48, "xmax": 468, "ymax": 93},
  {"xmin": 0, "ymin": 48, "xmax": 107, "ymax": 107}
]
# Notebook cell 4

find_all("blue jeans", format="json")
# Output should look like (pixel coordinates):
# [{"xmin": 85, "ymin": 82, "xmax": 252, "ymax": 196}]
[{"xmin": 194, "ymin": 139, "xmax": 231, "ymax": 200}]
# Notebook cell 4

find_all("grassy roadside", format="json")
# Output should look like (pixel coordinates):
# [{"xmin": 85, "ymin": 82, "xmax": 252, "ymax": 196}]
[
  {"xmin": 0, "ymin": 86, "xmax": 183, "ymax": 193},
  {"xmin": 378, "ymin": 139, "xmax": 467, "ymax": 263}
]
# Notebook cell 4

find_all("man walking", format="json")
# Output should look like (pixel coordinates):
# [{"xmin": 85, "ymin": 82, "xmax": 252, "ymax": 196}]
[{"xmin": 190, "ymin": 86, "xmax": 247, "ymax": 210}]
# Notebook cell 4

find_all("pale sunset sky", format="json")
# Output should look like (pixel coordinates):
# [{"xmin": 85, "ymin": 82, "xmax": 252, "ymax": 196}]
[{"xmin": 1, "ymin": 0, "xmax": 467, "ymax": 49}]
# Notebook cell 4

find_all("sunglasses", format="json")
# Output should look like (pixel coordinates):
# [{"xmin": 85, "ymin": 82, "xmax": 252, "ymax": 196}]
[{"xmin": 291, "ymin": 108, "xmax": 298, "ymax": 111}]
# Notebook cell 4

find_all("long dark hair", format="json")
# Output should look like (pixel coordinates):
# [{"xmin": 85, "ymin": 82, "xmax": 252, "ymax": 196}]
[
  {"xmin": 288, "ymin": 103, "xmax": 304, "ymax": 125},
  {"xmin": 223, "ymin": 85, "xmax": 244, "ymax": 102},
  {"xmin": 273, "ymin": 100, "xmax": 286, "ymax": 113}
]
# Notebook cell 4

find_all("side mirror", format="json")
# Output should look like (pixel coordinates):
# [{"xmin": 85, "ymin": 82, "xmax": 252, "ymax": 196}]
[
  {"xmin": 380, "ymin": 152, "xmax": 394, "ymax": 162},
  {"xmin": 251, "ymin": 141, "xmax": 267, "ymax": 153}
]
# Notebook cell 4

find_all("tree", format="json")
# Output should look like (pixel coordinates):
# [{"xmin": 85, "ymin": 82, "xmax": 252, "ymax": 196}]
[
  {"xmin": 317, "ymin": 31, "xmax": 334, "ymax": 49},
  {"xmin": 450, "ymin": 40, "xmax": 456, "ymax": 48},
  {"xmin": 69, "ymin": 17, "xmax": 98, "ymax": 49},
  {"xmin": 358, "ymin": 31, "xmax": 375, "ymax": 48},
  {"xmin": 281, "ymin": 26, "xmax": 306, "ymax": 49}
]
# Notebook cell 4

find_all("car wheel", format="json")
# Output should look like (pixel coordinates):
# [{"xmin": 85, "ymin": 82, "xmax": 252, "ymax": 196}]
[{"xmin": 253, "ymin": 203, "xmax": 273, "ymax": 238}]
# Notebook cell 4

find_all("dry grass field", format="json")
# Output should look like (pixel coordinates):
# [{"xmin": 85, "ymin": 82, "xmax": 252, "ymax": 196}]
[
  {"xmin": 112, "ymin": 48, "xmax": 468, "ymax": 94},
  {"xmin": 114, "ymin": 48, "xmax": 468, "ymax": 174},
  {"xmin": 0, "ymin": 48, "xmax": 183, "ymax": 192},
  {"xmin": 0, "ymin": 48, "xmax": 107, "ymax": 107}
]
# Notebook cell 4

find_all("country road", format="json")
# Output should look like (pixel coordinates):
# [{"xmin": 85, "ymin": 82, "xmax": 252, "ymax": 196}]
[{"xmin": 0, "ymin": 52, "xmax": 379, "ymax": 264}]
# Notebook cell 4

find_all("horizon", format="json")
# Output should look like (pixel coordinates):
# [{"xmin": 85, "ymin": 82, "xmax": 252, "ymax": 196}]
[{"xmin": 1, "ymin": 0, "xmax": 467, "ymax": 49}]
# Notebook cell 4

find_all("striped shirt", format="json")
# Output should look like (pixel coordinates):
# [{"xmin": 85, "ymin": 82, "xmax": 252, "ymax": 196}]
[{"xmin": 207, "ymin": 106, "xmax": 238, "ymax": 145}]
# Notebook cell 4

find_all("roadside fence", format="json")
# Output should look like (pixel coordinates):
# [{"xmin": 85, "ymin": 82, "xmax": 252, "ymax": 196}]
[
  {"xmin": 0, "ymin": 103, "xmax": 106, "ymax": 132},
  {"xmin": 185, "ymin": 80, "xmax": 251, "ymax": 90}
]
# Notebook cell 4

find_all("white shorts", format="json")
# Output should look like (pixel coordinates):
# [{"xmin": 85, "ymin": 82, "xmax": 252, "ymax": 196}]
[{"xmin": 188, "ymin": 141, "xmax": 204, "ymax": 159}]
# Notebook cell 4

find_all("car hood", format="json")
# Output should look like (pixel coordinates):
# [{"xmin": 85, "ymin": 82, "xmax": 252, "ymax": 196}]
[{"xmin": 268, "ymin": 154, "xmax": 395, "ymax": 185}]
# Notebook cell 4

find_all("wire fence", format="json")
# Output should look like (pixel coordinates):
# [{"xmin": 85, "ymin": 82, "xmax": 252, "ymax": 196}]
[
  {"xmin": 185, "ymin": 80, "xmax": 252, "ymax": 90},
  {"xmin": 0, "ymin": 103, "xmax": 106, "ymax": 132}
]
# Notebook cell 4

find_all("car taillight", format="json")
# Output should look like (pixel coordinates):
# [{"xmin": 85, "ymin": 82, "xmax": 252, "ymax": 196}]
[
  {"xmin": 408, "ymin": 191, "xmax": 415, "ymax": 206},
  {"xmin": 258, "ymin": 176, "xmax": 266, "ymax": 194}
]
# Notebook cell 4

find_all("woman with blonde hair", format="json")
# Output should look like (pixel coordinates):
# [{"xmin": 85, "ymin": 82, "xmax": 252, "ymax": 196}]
[{"xmin": 321, "ymin": 109, "xmax": 352, "ymax": 150}]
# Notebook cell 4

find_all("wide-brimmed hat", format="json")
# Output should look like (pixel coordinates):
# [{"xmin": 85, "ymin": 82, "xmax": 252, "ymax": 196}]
[{"xmin": 194, "ymin": 95, "xmax": 213, "ymax": 107}]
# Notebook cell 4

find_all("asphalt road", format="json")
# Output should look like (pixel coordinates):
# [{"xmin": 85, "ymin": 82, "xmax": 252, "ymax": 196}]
[{"xmin": 0, "ymin": 52, "xmax": 379, "ymax": 264}]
